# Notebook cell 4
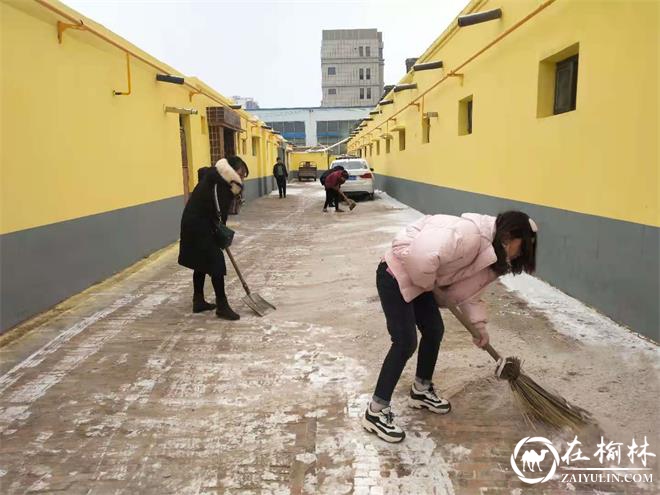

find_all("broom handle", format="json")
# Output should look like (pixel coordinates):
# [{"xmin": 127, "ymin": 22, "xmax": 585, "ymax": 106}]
[
  {"xmin": 225, "ymin": 247, "xmax": 252, "ymax": 296},
  {"xmin": 338, "ymin": 190, "xmax": 353, "ymax": 204},
  {"xmin": 447, "ymin": 304, "xmax": 502, "ymax": 362}
]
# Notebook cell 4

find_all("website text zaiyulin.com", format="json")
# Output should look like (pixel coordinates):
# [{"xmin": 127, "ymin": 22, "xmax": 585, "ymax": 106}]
[{"xmin": 560, "ymin": 472, "xmax": 653, "ymax": 484}]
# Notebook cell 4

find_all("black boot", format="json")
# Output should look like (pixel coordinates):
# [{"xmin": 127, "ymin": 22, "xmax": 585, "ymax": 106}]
[
  {"xmin": 193, "ymin": 294, "xmax": 216, "ymax": 313},
  {"xmin": 216, "ymin": 298, "xmax": 240, "ymax": 320}
]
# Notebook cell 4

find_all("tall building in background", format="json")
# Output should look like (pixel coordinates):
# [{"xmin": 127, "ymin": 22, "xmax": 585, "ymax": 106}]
[
  {"xmin": 321, "ymin": 29, "xmax": 384, "ymax": 107},
  {"xmin": 231, "ymin": 96, "xmax": 260, "ymax": 110}
]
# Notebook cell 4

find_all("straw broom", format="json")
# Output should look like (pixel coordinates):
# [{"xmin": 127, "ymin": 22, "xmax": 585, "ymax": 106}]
[{"xmin": 448, "ymin": 305, "xmax": 592, "ymax": 429}]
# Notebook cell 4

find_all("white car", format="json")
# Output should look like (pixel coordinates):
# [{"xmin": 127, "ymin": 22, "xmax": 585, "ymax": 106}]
[{"xmin": 332, "ymin": 158, "xmax": 375, "ymax": 200}]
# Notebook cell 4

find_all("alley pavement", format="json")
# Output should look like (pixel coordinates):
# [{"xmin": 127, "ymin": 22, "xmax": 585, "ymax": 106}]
[{"xmin": 1, "ymin": 183, "xmax": 658, "ymax": 494}]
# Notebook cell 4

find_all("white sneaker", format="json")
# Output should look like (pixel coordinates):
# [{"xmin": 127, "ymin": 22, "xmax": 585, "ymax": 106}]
[
  {"xmin": 361, "ymin": 404, "xmax": 405, "ymax": 443},
  {"xmin": 409, "ymin": 382, "xmax": 451, "ymax": 414}
]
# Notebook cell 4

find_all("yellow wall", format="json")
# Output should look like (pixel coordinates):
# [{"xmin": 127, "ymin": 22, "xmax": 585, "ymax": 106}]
[
  {"xmin": 0, "ymin": 0, "xmax": 282, "ymax": 235},
  {"xmin": 348, "ymin": 0, "xmax": 658, "ymax": 227},
  {"xmin": 289, "ymin": 151, "xmax": 338, "ymax": 171}
]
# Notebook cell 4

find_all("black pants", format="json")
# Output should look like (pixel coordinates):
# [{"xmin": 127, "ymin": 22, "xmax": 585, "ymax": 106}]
[
  {"xmin": 193, "ymin": 271, "xmax": 226, "ymax": 301},
  {"xmin": 373, "ymin": 261, "xmax": 445, "ymax": 404},
  {"xmin": 276, "ymin": 177, "xmax": 286, "ymax": 198},
  {"xmin": 324, "ymin": 189, "xmax": 340, "ymax": 210}
]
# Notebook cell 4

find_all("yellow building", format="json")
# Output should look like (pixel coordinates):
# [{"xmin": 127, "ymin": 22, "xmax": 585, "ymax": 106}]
[
  {"xmin": 289, "ymin": 151, "xmax": 340, "ymax": 175},
  {"xmin": 348, "ymin": 0, "xmax": 658, "ymax": 340},
  {"xmin": 0, "ymin": 0, "xmax": 288, "ymax": 331}
]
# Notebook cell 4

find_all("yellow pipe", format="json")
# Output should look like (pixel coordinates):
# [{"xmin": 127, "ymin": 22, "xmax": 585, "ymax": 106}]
[
  {"xmin": 352, "ymin": 0, "xmax": 557, "ymax": 142},
  {"xmin": 35, "ymin": 0, "xmax": 237, "ymax": 110},
  {"xmin": 188, "ymin": 88, "xmax": 202, "ymax": 102},
  {"xmin": 57, "ymin": 20, "xmax": 87, "ymax": 44},
  {"xmin": 113, "ymin": 53, "xmax": 131, "ymax": 96}
]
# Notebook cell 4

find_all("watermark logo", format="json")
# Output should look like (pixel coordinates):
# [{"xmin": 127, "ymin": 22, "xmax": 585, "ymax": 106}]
[
  {"xmin": 510, "ymin": 435, "xmax": 655, "ymax": 485},
  {"xmin": 510, "ymin": 436, "xmax": 560, "ymax": 484}
]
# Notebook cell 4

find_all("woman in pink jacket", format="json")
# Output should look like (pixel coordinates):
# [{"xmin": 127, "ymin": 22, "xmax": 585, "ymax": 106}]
[{"xmin": 362, "ymin": 211, "xmax": 538, "ymax": 442}]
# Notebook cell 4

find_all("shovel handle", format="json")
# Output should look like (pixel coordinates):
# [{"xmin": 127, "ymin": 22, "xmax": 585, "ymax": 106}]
[
  {"xmin": 225, "ymin": 247, "xmax": 251, "ymax": 295},
  {"xmin": 447, "ymin": 304, "xmax": 501, "ymax": 362}
]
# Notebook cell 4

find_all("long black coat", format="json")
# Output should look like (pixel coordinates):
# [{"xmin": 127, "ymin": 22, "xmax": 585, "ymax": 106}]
[{"xmin": 178, "ymin": 167, "xmax": 234, "ymax": 276}]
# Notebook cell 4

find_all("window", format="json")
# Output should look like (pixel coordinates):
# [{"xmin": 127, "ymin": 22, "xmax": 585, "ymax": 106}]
[
  {"xmin": 316, "ymin": 120, "xmax": 354, "ymax": 152},
  {"xmin": 554, "ymin": 55, "xmax": 578, "ymax": 114},
  {"xmin": 251, "ymin": 136, "xmax": 260, "ymax": 156},
  {"xmin": 327, "ymin": 66, "xmax": 336, "ymax": 75},
  {"xmin": 458, "ymin": 95, "xmax": 473, "ymax": 135},
  {"xmin": 268, "ymin": 121, "xmax": 305, "ymax": 145},
  {"xmin": 359, "ymin": 46, "xmax": 364, "ymax": 57},
  {"xmin": 422, "ymin": 116, "xmax": 431, "ymax": 144},
  {"xmin": 366, "ymin": 68, "xmax": 371, "ymax": 80},
  {"xmin": 467, "ymin": 101, "xmax": 473, "ymax": 134},
  {"xmin": 385, "ymin": 138, "xmax": 391, "ymax": 153},
  {"xmin": 398, "ymin": 130, "xmax": 406, "ymax": 151},
  {"xmin": 328, "ymin": 88, "xmax": 337, "ymax": 95},
  {"xmin": 242, "ymin": 138, "xmax": 247, "ymax": 155},
  {"xmin": 366, "ymin": 88, "xmax": 371, "ymax": 99},
  {"xmin": 366, "ymin": 46, "xmax": 371, "ymax": 57},
  {"xmin": 360, "ymin": 88, "xmax": 365, "ymax": 100},
  {"xmin": 359, "ymin": 68, "xmax": 364, "ymax": 80},
  {"xmin": 537, "ymin": 43, "xmax": 579, "ymax": 118},
  {"xmin": 375, "ymin": 140, "xmax": 380, "ymax": 155}
]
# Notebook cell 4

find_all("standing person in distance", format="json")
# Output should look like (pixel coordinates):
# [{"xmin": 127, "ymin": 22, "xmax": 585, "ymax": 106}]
[{"xmin": 272, "ymin": 157, "xmax": 288, "ymax": 199}]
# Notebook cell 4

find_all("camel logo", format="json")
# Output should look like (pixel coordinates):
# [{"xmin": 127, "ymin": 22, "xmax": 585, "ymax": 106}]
[{"xmin": 510, "ymin": 436, "xmax": 561, "ymax": 484}]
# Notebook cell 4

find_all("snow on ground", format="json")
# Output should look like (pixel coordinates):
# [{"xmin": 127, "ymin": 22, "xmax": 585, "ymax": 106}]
[
  {"xmin": 501, "ymin": 273, "xmax": 658, "ymax": 356},
  {"xmin": 0, "ymin": 183, "xmax": 656, "ymax": 494}
]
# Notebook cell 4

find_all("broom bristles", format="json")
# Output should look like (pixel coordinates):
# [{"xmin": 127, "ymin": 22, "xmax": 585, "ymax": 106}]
[{"xmin": 509, "ymin": 371, "xmax": 593, "ymax": 430}]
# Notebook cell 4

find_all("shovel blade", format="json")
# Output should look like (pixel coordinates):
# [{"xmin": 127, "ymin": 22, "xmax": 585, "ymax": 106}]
[
  {"xmin": 242, "ymin": 293, "xmax": 276, "ymax": 317},
  {"xmin": 252, "ymin": 293, "xmax": 276, "ymax": 310}
]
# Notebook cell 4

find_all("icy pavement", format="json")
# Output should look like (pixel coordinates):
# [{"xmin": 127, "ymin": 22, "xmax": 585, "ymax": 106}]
[{"xmin": 0, "ymin": 183, "xmax": 657, "ymax": 494}]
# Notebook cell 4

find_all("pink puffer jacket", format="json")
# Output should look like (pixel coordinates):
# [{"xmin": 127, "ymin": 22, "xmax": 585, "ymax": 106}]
[{"xmin": 383, "ymin": 213, "xmax": 499, "ymax": 331}]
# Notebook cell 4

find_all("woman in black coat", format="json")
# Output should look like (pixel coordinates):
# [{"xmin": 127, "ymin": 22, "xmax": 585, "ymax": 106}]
[{"xmin": 178, "ymin": 156, "xmax": 248, "ymax": 320}]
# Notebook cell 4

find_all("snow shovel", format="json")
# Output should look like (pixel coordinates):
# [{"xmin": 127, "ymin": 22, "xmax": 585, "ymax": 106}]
[{"xmin": 225, "ymin": 248, "xmax": 276, "ymax": 317}]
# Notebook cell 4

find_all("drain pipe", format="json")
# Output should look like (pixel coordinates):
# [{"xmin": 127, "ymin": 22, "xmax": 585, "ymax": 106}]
[
  {"xmin": 113, "ymin": 53, "xmax": 131, "ymax": 96},
  {"xmin": 34, "ymin": 0, "xmax": 239, "ymax": 110}
]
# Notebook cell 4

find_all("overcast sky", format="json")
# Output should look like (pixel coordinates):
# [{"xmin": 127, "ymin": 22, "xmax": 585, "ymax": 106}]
[{"xmin": 63, "ymin": 0, "xmax": 466, "ymax": 108}]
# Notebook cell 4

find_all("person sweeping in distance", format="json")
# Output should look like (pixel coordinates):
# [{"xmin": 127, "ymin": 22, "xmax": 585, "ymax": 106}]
[
  {"xmin": 362, "ymin": 211, "xmax": 538, "ymax": 443},
  {"xmin": 322, "ymin": 169, "xmax": 349, "ymax": 213},
  {"xmin": 320, "ymin": 164, "xmax": 345, "ymax": 209}
]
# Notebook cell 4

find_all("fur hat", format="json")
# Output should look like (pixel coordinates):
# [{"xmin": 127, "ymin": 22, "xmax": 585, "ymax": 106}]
[
  {"xmin": 215, "ymin": 158, "xmax": 243, "ymax": 196},
  {"xmin": 227, "ymin": 156, "xmax": 249, "ymax": 178}
]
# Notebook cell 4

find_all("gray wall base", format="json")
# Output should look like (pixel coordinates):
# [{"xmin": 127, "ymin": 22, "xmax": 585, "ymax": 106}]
[
  {"xmin": 243, "ymin": 176, "xmax": 276, "ymax": 201},
  {"xmin": 1, "ymin": 196, "xmax": 185, "ymax": 332},
  {"xmin": 1, "ymin": 180, "xmax": 280, "ymax": 334}
]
